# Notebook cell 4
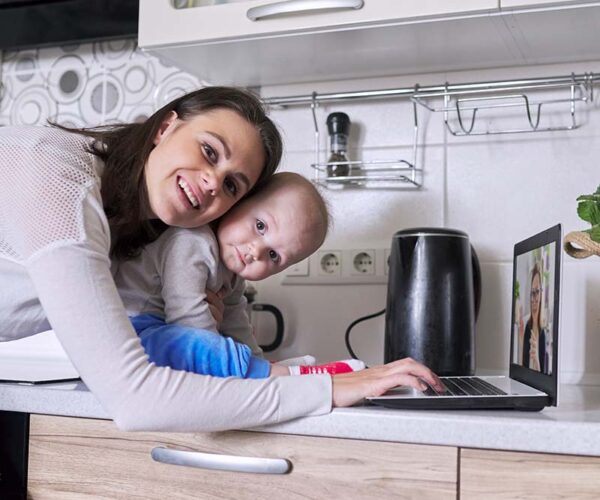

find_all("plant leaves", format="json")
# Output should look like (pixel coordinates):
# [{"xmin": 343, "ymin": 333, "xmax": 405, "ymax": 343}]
[
  {"xmin": 577, "ymin": 200, "xmax": 600, "ymax": 225},
  {"xmin": 590, "ymin": 225, "xmax": 600, "ymax": 243}
]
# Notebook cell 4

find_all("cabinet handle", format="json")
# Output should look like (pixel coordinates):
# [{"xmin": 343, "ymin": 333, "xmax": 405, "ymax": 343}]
[
  {"xmin": 247, "ymin": 0, "xmax": 364, "ymax": 21},
  {"xmin": 151, "ymin": 447, "xmax": 292, "ymax": 474}
]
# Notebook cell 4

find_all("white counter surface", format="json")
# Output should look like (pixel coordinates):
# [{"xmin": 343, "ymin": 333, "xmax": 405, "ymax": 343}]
[{"xmin": 1, "ymin": 381, "xmax": 599, "ymax": 456}]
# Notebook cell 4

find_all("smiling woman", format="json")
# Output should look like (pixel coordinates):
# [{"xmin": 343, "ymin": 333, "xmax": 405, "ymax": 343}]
[
  {"xmin": 0, "ymin": 85, "xmax": 443, "ymax": 433},
  {"xmin": 144, "ymin": 108, "xmax": 265, "ymax": 229},
  {"xmin": 60, "ymin": 86, "xmax": 282, "ymax": 260}
]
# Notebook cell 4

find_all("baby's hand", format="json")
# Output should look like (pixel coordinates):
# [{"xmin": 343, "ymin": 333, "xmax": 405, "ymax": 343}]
[{"xmin": 206, "ymin": 288, "xmax": 225, "ymax": 328}]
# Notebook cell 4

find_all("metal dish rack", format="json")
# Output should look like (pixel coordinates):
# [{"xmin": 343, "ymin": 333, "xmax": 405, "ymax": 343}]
[
  {"xmin": 263, "ymin": 72, "xmax": 598, "ymax": 190},
  {"xmin": 411, "ymin": 73, "xmax": 596, "ymax": 136}
]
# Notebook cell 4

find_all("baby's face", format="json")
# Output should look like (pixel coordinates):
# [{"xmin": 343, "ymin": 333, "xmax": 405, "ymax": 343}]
[{"xmin": 217, "ymin": 183, "xmax": 322, "ymax": 281}]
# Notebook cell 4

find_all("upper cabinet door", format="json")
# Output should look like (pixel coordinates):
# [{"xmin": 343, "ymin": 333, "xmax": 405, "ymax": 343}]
[
  {"xmin": 138, "ymin": 0, "xmax": 600, "ymax": 86},
  {"xmin": 497, "ymin": 1, "xmax": 600, "ymax": 64},
  {"xmin": 139, "ymin": 0, "xmax": 499, "ymax": 48},
  {"xmin": 500, "ymin": 0, "xmax": 590, "ymax": 7}
]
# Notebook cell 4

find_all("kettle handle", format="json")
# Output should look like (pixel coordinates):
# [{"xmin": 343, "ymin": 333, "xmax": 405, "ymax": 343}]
[
  {"xmin": 471, "ymin": 245, "xmax": 482, "ymax": 320},
  {"xmin": 254, "ymin": 303, "xmax": 285, "ymax": 352}
]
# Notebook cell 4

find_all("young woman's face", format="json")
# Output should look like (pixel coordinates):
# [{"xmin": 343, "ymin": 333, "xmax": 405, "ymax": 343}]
[
  {"xmin": 144, "ymin": 109, "xmax": 265, "ymax": 228},
  {"xmin": 530, "ymin": 273, "xmax": 541, "ymax": 321}
]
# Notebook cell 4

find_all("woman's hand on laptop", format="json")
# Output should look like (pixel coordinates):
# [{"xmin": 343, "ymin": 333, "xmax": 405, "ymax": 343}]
[{"xmin": 331, "ymin": 357, "xmax": 444, "ymax": 407}]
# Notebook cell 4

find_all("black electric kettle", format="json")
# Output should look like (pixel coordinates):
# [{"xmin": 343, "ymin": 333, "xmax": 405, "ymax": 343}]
[{"xmin": 384, "ymin": 228, "xmax": 481, "ymax": 376}]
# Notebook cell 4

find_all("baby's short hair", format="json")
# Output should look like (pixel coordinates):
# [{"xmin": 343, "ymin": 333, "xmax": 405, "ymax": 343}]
[{"xmin": 260, "ymin": 172, "xmax": 330, "ymax": 247}]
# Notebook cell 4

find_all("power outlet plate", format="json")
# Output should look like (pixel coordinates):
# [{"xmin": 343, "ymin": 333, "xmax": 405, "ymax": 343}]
[
  {"xmin": 286, "ymin": 258, "xmax": 309, "ymax": 277},
  {"xmin": 283, "ymin": 247, "xmax": 390, "ymax": 285},
  {"xmin": 317, "ymin": 250, "xmax": 342, "ymax": 276},
  {"xmin": 350, "ymin": 249, "xmax": 375, "ymax": 276}
]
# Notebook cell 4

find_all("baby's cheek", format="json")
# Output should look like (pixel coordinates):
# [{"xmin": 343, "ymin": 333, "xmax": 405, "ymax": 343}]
[{"xmin": 252, "ymin": 265, "xmax": 272, "ymax": 281}]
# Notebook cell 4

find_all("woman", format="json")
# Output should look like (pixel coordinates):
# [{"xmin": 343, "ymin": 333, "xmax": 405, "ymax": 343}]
[
  {"xmin": 521, "ymin": 265, "xmax": 547, "ymax": 373},
  {"xmin": 0, "ymin": 86, "xmax": 442, "ymax": 432}
]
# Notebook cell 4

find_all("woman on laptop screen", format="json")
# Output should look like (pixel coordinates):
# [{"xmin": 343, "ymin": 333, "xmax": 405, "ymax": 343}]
[{"xmin": 514, "ymin": 244, "xmax": 556, "ymax": 375}]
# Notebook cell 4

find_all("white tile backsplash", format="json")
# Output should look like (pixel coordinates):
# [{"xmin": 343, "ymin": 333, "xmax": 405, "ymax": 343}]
[
  {"xmin": 475, "ymin": 263, "xmax": 513, "ymax": 373},
  {"xmin": 252, "ymin": 283, "xmax": 388, "ymax": 367},
  {"xmin": 281, "ymin": 145, "xmax": 445, "ymax": 246},
  {"xmin": 447, "ymin": 135, "xmax": 600, "ymax": 261},
  {"xmin": 560, "ymin": 259, "xmax": 600, "ymax": 385},
  {"xmin": 1, "ymin": 42, "xmax": 599, "ymax": 382}
]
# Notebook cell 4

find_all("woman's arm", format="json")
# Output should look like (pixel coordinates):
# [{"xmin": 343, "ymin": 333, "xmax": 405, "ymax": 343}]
[{"xmin": 26, "ymin": 195, "xmax": 332, "ymax": 432}]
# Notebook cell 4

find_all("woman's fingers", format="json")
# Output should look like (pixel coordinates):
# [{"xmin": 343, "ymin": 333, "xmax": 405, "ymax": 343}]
[
  {"xmin": 369, "ymin": 357, "xmax": 444, "ymax": 392},
  {"xmin": 331, "ymin": 357, "xmax": 444, "ymax": 407}
]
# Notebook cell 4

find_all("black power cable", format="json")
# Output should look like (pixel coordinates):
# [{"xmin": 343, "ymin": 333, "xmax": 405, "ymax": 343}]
[{"xmin": 344, "ymin": 308, "xmax": 386, "ymax": 361}]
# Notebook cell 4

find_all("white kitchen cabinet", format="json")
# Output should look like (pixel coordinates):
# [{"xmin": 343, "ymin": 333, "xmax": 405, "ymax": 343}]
[
  {"xmin": 139, "ymin": 0, "xmax": 510, "ymax": 86},
  {"xmin": 140, "ymin": 0, "xmax": 499, "ymax": 46},
  {"xmin": 496, "ymin": 2, "xmax": 600, "ymax": 66},
  {"xmin": 500, "ymin": 0, "xmax": 590, "ymax": 8},
  {"xmin": 139, "ymin": 0, "xmax": 600, "ymax": 86}
]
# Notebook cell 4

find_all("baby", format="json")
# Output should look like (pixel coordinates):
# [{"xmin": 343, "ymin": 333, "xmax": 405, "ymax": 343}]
[{"xmin": 113, "ymin": 172, "xmax": 364, "ymax": 378}]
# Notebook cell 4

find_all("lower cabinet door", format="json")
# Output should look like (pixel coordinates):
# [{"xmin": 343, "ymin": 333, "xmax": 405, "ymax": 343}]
[
  {"xmin": 28, "ymin": 415, "xmax": 457, "ymax": 499},
  {"xmin": 460, "ymin": 448, "xmax": 600, "ymax": 500}
]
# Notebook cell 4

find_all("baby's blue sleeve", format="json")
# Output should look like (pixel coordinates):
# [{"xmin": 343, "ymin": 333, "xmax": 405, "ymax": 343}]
[{"xmin": 130, "ymin": 314, "xmax": 270, "ymax": 379}]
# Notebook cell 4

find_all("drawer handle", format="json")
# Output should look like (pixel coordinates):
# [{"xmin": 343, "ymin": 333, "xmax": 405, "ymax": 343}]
[
  {"xmin": 247, "ymin": 0, "xmax": 364, "ymax": 21},
  {"xmin": 151, "ymin": 447, "xmax": 292, "ymax": 474}
]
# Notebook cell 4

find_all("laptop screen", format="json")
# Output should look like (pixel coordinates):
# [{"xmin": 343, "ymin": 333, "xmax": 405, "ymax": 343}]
[{"xmin": 509, "ymin": 224, "xmax": 561, "ymax": 404}]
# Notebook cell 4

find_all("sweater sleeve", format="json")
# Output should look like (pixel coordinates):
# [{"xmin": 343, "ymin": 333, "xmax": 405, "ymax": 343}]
[
  {"xmin": 157, "ymin": 227, "xmax": 220, "ymax": 332},
  {"xmin": 26, "ymin": 192, "xmax": 332, "ymax": 432}
]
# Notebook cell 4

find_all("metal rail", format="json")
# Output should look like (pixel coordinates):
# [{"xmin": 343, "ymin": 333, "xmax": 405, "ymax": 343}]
[
  {"xmin": 263, "ymin": 72, "xmax": 597, "ymax": 189},
  {"xmin": 263, "ymin": 73, "xmax": 598, "ymax": 106}
]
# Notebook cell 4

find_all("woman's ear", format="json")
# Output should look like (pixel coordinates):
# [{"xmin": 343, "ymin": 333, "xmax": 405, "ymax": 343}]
[{"xmin": 153, "ymin": 111, "xmax": 179, "ymax": 145}]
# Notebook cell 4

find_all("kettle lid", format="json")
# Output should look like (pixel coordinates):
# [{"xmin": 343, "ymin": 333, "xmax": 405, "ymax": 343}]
[{"xmin": 393, "ymin": 227, "xmax": 468, "ymax": 238}]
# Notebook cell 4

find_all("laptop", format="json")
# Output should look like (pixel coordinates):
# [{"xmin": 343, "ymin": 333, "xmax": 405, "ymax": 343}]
[{"xmin": 367, "ymin": 224, "xmax": 561, "ymax": 411}]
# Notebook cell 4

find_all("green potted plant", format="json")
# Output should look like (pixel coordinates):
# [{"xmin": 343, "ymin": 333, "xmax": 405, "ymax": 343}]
[{"xmin": 564, "ymin": 185, "xmax": 600, "ymax": 258}]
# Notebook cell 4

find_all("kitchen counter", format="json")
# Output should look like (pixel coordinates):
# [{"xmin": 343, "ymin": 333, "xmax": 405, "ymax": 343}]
[{"xmin": 1, "ymin": 381, "xmax": 599, "ymax": 457}]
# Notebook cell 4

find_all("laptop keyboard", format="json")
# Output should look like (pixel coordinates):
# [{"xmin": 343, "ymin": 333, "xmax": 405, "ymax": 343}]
[{"xmin": 424, "ymin": 377, "xmax": 508, "ymax": 397}]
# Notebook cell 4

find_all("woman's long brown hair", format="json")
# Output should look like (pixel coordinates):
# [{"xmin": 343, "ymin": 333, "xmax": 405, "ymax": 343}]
[
  {"xmin": 54, "ymin": 86, "xmax": 282, "ymax": 260},
  {"xmin": 528, "ymin": 264, "xmax": 542, "ymax": 329}
]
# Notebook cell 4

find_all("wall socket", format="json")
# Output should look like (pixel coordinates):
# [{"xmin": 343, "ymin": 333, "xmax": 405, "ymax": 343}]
[
  {"xmin": 282, "ymin": 247, "xmax": 389, "ymax": 285},
  {"xmin": 317, "ymin": 250, "xmax": 342, "ymax": 276},
  {"xmin": 351, "ymin": 250, "xmax": 375, "ymax": 275}
]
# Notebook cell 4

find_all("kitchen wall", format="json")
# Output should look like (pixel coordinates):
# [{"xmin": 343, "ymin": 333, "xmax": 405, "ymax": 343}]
[
  {"xmin": 260, "ymin": 63, "xmax": 600, "ymax": 385},
  {"xmin": 1, "ymin": 41, "xmax": 599, "ymax": 384},
  {"xmin": 0, "ymin": 40, "xmax": 202, "ymax": 127}
]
